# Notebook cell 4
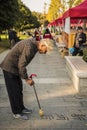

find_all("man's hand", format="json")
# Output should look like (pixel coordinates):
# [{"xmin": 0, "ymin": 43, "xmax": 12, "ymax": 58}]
[
  {"xmin": 79, "ymin": 38, "xmax": 82, "ymax": 41},
  {"xmin": 25, "ymin": 79, "xmax": 34, "ymax": 86}
]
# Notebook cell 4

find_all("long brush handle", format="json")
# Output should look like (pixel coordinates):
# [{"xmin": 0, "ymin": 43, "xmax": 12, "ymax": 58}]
[{"xmin": 33, "ymin": 84, "xmax": 41, "ymax": 109}]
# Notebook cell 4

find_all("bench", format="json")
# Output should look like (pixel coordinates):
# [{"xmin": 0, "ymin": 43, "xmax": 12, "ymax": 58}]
[{"xmin": 65, "ymin": 56, "xmax": 87, "ymax": 95}]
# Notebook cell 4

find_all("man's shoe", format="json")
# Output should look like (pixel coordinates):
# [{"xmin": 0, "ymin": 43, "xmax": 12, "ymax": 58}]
[
  {"xmin": 13, "ymin": 114, "xmax": 29, "ymax": 120},
  {"xmin": 22, "ymin": 108, "xmax": 32, "ymax": 114}
]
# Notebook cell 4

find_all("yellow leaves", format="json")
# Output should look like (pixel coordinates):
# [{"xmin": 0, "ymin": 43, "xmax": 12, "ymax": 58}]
[
  {"xmin": 67, "ymin": 0, "xmax": 83, "ymax": 8},
  {"xmin": 47, "ymin": 0, "xmax": 84, "ymax": 22},
  {"xmin": 47, "ymin": 0, "xmax": 62, "ymax": 21}
]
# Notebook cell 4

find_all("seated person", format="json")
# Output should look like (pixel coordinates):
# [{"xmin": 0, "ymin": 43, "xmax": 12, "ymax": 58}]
[
  {"xmin": 43, "ymin": 28, "xmax": 53, "ymax": 39},
  {"xmin": 72, "ymin": 26, "xmax": 86, "ymax": 56}
]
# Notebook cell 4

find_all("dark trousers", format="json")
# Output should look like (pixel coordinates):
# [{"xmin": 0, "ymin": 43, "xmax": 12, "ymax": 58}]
[
  {"xmin": 3, "ymin": 70, "xmax": 25, "ymax": 114},
  {"xmin": 72, "ymin": 47, "xmax": 83, "ymax": 56},
  {"xmin": 72, "ymin": 48, "xmax": 79, "ymax": 56}
]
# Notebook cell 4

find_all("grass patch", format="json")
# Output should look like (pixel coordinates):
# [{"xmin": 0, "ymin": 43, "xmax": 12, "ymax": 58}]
[
  {"xmin": 0, "ymin": 34, "xmax": 30, "ymax": 54},
  {"xmin": 0, "ymin": 47, "xmax": 7, "ymax": 53},
  {"xmin": 0, "ymin": 36, "xmax": 10, "ymax": 53},
  {"xmin": 19, "ymin": 34, "xmax": 30, "ymax": 40},
  {"xmin": 0, "ymin": 39, "xmax": 10, "ymax": 48}
]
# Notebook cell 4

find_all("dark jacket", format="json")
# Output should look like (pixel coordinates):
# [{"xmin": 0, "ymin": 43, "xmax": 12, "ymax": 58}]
[
  {"xmin": 0, "ymin": 38, "xmax": 38, "ymax": 79},
  {"xmin": 43, "ymin": 28, "xmax": 53, "ymax": 39},
  {"xmin": 8, "ymin": 30, "xmax": 19, "ymax": 42},
  {"xmin": 74, "ymin": 32, "xmax": 86, "ymax": 48}
]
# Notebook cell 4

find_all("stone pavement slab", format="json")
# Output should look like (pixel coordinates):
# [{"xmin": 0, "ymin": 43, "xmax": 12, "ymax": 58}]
[{"xmin": 0, "ymin": 47, "xmax": 87, "ymax": 130}]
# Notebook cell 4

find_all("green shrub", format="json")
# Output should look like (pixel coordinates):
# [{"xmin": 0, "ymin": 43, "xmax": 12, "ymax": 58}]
[{"xmin": 83, "ymin": 48, "xmax": 87, "ymax": 62}]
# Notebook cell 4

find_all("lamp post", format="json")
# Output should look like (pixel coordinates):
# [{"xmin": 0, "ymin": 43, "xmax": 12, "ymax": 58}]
[
  {"xmin": 44, "ymin": 2, "xmax": 47, "ymax": 21},
  {"xmin": 44, "ymin": 2, "xmax": 47, "ymax": 15}
]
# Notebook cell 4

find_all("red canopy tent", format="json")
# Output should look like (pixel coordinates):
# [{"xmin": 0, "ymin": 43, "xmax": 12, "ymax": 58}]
[
  {"xmin": 62, "ymin": 0, "xmax": 87, "ymax": 48},
  {"xmin": 48, "ymin": 18, "xmax": 63, "ymax": 26},
  {"xmin": 55, "ymin": 17, "xmax": 82, "ymax": 25},
  {"xmin": 55, "ymin": 17, "xmax": 63, "ymax": 25},
  {"xmin": 48, "ymin": 20, "xmax": 57, "ymax": 26},
  {"xmin": 49, "ymin": 0, "xmax": 87, "ymax": 27},
  {"xmin": 48, "ymin": 17, "xmax": 83, "ymax": 27},
  {"xmin": 63, "ymin": 0, "xmax": 87, "ymax": 19}
]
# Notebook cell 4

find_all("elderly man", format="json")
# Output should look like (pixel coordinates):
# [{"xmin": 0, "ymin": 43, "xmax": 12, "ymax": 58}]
[{"xmin": 0, "ymin": 38, "xmax": 53, "ymax": 120}]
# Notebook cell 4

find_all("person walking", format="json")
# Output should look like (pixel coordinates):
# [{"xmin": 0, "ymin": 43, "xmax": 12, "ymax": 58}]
[
  {"xmin": 8, "ymin": 29, "xmax": 20, "ymax": 49},
  {"xmin": 43, "ymin": 28, "xmax": 53, "ymax": 39},
  {"xmin": 34, "ymin": 28, "xmax": 41, "ymax": 41},
  {"xmin": 0, "ymin": 38, "xmax": 53, "ymax": 120}
]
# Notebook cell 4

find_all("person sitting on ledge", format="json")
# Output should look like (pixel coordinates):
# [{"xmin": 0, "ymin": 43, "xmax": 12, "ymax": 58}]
[{"xmin": 72, "ymin": 26, "xmax": 86, "ymax": 56}]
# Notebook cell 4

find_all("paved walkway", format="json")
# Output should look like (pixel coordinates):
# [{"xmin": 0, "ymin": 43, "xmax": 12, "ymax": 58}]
[{"xmin": 0, "ymin": 46, "xmax": 87, "ymax": 130}]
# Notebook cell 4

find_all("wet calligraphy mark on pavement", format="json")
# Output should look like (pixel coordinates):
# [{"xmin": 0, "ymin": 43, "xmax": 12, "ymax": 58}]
[
  {"xmin": 71, "ymin": 114, "xmax": 86, "ymax": 120},
  {"xmin": 55, "ymin": 113, "xmax": 69, "ymax": 120},
  {"xmin": 42, "ymin": 113, "xmax": 87, "ymax": 121}
]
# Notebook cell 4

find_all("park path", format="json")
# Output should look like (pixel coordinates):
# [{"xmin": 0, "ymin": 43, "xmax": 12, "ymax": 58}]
[{"xmin": 0, "ymin": 46, "xmax": 87, "ymax": 130}]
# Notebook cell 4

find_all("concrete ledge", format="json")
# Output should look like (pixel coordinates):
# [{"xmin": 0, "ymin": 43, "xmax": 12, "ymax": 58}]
[{"xmin": 65, "ymin": 56, "xmax": 87, "ymax": 95}]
